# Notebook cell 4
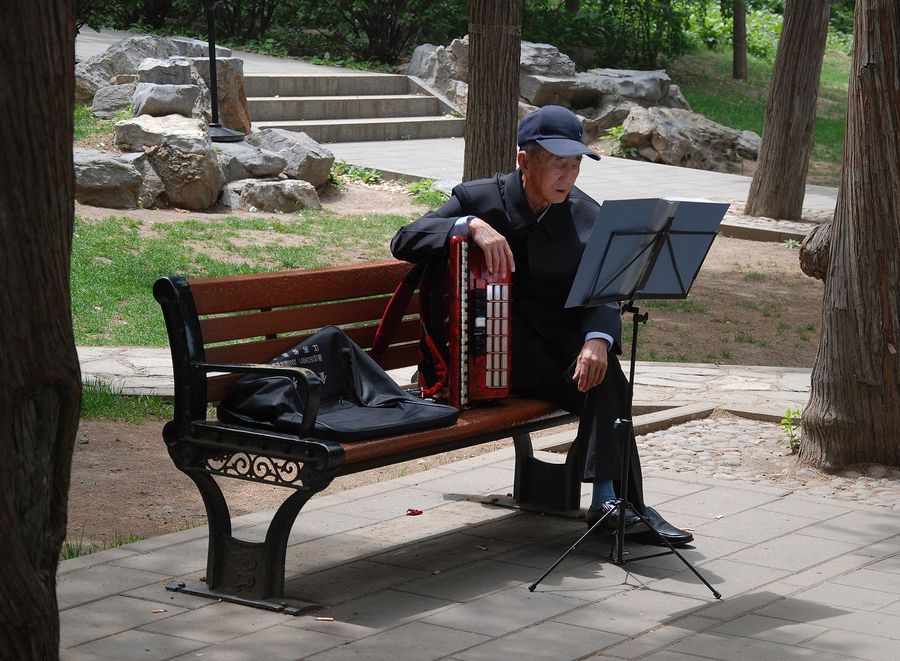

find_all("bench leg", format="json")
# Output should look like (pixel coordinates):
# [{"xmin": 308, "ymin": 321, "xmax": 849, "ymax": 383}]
[
  {"xmin": 513, "ymin": 432, "xmax": 582, "ymax": 517},
  {"xmin": 166, "ymin": 469, "xmax": 326, "ymax": 615}
]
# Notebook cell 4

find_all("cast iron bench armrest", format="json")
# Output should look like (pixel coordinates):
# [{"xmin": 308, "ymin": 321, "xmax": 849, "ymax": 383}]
[{"xmin": 192, "ymin": 361, "xmax": 321, "ymax": 436}]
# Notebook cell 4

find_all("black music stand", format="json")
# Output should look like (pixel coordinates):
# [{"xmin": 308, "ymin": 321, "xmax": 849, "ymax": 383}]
[{"xmin": 528, "ymin": 197, "xmax": 728, "ymax": 599}]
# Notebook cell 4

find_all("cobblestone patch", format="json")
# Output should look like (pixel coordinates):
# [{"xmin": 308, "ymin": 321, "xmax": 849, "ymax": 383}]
[{"xmin": 638, "ymin": 413, "xmax": 900, "ymax": 511}]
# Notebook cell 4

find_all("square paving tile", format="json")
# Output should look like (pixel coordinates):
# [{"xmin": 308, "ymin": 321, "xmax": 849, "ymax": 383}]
[
  {"xmin": 369, "ymin": 530, "xmax": 517, "ymax": 572},
  {"xmin": 792, "ymin": 582, "xmax": 899, "ymax": 612},
  {"xmin": 61, "ymin": 629, "xmax": 205, "ymax": 660},
  {"xmin": 757, "ymin": 597, "xmax": 900, "ymax": 640},
  {"xmin": 600, "ymin": 616, "xmax": 716, "ymax": 659},
  {"xmin": 555, "ymin": 588, "xmax": 709, "ymax": 637},
  {"xmin": 709, "ymin": 613, "xmax": 828, "ymax": 645},
  {"xmin": 139, "ymin": 601, "xmax": 289, "ymax": 643},
  {"xmin": 453, "ymin": 620, "xmax": 624, "ymax": 661},
  {"xmin": 60, "ymin": 595, "xmax": 187, "ymax": 648},
  {"xmin": 421, "ymin": 586, "xmax": 585, "ymax": 637},
  {"xmin": 309, "ymin": 588, "xmax": 458, "ymax": 634},
  {"xmin": 168, "ymin": 622, "xmax": 348, "ymax": 660},
  {"xmin": 415, "ymin": 465, "xmax": 515, "ymax": 496},
  {"xmin": 802, "ymin": 628, "xmax": 898, "ymax": 660},
  {"xmin": 690, "ymin": 508, "xmax": 819, "ymax": 544},
  {"xmin": 780, "ymin": 553, "xmax": 878, "ymax": 588},
  {"xmin": 798, "ymin": 511, "xmax": 899, "ymax": 546},
  {"xmin": 670, "ymin": 631, "xmax": 850, "ymax": 660},
  {"xmin": 57, "ymin": 564, "xmax": 170, "ymax": 610},
  {"xmin": 284, "ymin": 559, "xmax": 427, "ymax": 606},
  {"xmin": 724, "ymin": 533, "xmax": 858, "ymax": 571},
  {"xmin": 321, "ymin": 486, "xmax": 456, "ymax": 521},
  {"xmin": 646, "ymin": 558, "xmax": 789, "ymax": 600},
  {"xmin": 109, "ymin": 537, "xmax": 209, "ymax": 575},
  {"xmin": 397, "ymin": 558, "xmax": 542, "ymax": 602},
  {"xmin": 306, "ymin": 621, "xmax": 489, "ymax": 661},
  {"xmin": 831, "ymin": 567, "xmax": 900, "ymax": 595},
  {"xmin": 655, "ymin": 487, "xmax": 780, "ymax": 520}
]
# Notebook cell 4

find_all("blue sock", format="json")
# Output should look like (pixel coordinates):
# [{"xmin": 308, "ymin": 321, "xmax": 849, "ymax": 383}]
[{"xmin": 591, "ymin": 480, "xmax": 615, "ymax": 508}]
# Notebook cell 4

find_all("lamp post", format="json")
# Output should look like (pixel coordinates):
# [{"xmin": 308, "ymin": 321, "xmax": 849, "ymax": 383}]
[{"xmin": 204, "ymin": 0, "xmax": 244, "ymax": 142}]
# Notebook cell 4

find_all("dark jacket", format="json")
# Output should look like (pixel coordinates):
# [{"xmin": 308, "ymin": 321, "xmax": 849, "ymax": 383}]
[{"xmin": 390, "ymin": 170, "xmax": 622, "ymax": 382}]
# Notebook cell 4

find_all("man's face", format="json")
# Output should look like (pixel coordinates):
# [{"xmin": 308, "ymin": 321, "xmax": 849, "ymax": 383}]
[{"xmin": 518, "ymin": 148, "xmax": 582, "ymax": 211}]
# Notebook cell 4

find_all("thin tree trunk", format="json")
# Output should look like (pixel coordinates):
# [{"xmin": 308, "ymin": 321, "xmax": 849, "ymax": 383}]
[
  {"xmin": 802, "ymin": 0, "xmax": 900, "ymax": 468},
  {"xmin": 463, "ymin": 0, "xmax": 523, "ymax": 182},
  {"xmin": 732, "ymin": 0, "xmax": 747, "ymax": 81},
  {"xmin": 744, "ymin": 0, "xmax": 830, "ymax": 220},
  {"xmin": 0, "ymin": 1, "xmax": 80, "ymax": 657}
]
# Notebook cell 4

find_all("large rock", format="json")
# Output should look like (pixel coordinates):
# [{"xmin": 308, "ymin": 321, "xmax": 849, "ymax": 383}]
[
  {"xmin": 75, "ymin": 34, "xmax": 178, "ymax": 103},
  {"xmin": 621, "ymin": 107, "xmax": 760, "ymax": 174},
  {"xmin": 189, "ymin": 57, "xmax": 251, "ymax": 134},
  {"xmin": 406, "ymin": 38, "xmax": 470, "ymax": 110},
  {"xmin": 131, "ymin": 83, "xmax": 200, "ymax": 118},
  {"xmin": 118, "ymin": 152, "xmax": 166, "ymax": 208},
  {"xmin": 169, "ymin": 36, "xmax": 231, "ymax": 58},
  {"xmin": 215, "ymin": 141, "xmax": 286, "ymax": 182},
  {"xmin": 137, "ymin": 57, "xmax": 193, "ymax": 85},
  {"xmin": 73, "ymin": 148, "xmax": 142, "ymax": 208},
  {"xmin": 240, "ymin": 180, "xmax": 321, "ymax": 213},
  {"xmin": 90, "ymin": 83, "xmax": 135, "ymax": 118},
  {"xmin": 145, "ymin": 141, "xmax": 225, "ymax": 211},
  {"xmin": 245, "ymin": 129, "xmax": 334, "ymax": 187},
  {"xmin": 115, "ymin": 114, "xmax": 209, "ymax": 153},
  {"xmin": 519, "ymin": 42, "xmax": 576, "ymax": 77}
]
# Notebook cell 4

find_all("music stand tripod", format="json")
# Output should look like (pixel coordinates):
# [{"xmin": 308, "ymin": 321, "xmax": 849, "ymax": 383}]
[{"xmin": 528, "ymin": 198, "xmax": 726, "ymax": 599}]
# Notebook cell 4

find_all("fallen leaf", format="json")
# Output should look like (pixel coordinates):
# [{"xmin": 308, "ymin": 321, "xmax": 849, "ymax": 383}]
[{"xmin": 406, "ymin": 508, "xmax": 423, "ymax": 516}]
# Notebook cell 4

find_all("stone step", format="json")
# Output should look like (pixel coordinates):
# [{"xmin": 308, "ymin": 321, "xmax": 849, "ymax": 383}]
[
  {"xmin": 248, "ymin": 94, "xmax": 441, "ymax": 122},
  {"xmin": 252, "ymin": 116, "xmax": 466, "ymax": 143},
  {"xmin": 244, "ymin": 73, "xmax": 410, "ymax": 98}
]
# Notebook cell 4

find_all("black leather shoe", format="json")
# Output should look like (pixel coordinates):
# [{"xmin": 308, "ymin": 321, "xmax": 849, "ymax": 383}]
[
  {"xmin": 586, "ymin": 500, "xmax": 649, "ymax": 534},
  {"xmin": 630, "ymin": 506, "xmax": 694, "ymax": 546}
]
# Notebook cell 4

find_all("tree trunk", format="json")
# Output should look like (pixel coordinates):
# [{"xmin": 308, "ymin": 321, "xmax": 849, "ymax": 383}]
[
  {"xmin": 0, "ymin": 2, "xmax": 81, "ymax": 658},
  {"xmin": 744, "ymin": 0, "xmax": 830, "ymax": 220},
  {"xmin": 802, "ymin": 0, "xmax": 900, "ymax": 468},
  {"xmin": 732, "ymin": 0, "xmax": 747, "ymax": 81},
  {"xmin": 463, "ymin": 0, "xmax": 523, "ymax": 182}
]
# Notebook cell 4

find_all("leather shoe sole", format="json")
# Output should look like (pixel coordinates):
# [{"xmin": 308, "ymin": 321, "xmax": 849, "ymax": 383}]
[
  {"xmin": 586, "ymin": 500, "xmax": 649, "ymax": 535},
  {"xmin": 630, "ymin": 506, "xmax": 694, "ymax": 546}
]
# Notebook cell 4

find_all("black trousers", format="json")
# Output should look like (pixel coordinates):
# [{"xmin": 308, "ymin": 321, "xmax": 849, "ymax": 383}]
[{"xmin": 511, "ymin": 314, "xmax": 646, "ymax": 512}]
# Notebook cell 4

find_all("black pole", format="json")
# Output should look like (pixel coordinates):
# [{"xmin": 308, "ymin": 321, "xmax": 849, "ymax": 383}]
[{"xmin": 204, "ymin": 0, "xmax": 243, "ymax": 142}]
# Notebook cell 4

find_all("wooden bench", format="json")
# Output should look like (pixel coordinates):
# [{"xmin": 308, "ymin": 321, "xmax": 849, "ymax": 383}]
[{"xmin": 153, "ymin": 260, "xmax": 580, "ymax": 614}]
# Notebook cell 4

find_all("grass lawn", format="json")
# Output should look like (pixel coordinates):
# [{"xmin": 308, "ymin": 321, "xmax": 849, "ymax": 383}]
[{"xmin": 669, "ymin": 48, "xmax": 851, "ymax": 186}]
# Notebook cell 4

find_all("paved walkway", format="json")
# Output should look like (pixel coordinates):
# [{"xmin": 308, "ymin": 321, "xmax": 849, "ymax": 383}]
[{"xmin": 63, "ymin": 32, "xmax": 899, "ymax": 661}]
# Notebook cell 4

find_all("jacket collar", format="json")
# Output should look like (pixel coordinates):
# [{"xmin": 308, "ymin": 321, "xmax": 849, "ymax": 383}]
[{"xmin": 501, "ymin": 170, "xmax": 568, "ymax": 238}]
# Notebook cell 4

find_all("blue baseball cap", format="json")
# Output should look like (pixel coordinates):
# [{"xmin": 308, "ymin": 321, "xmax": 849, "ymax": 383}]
[{"xmin": 517, "ymin": 105, "xmax": 600, "ymax": 160}]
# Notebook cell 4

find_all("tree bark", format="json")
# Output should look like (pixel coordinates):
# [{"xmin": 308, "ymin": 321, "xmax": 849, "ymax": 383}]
[
  {"xmin": 744, "ymin": 0, "xmax": 830, "ymax": 220},
  {"xmin": 802, "ymin": 0, "xmax": 900, "ymax": 468},
  {"xmin": 732, "ymin": 0, "xmax": 747, "ymax": 81},
  {"xmin": 463, "ymin": 0, "xmax": 523, "ymax": 182},
  {"xmin": 0, "ymin": 2, "xmax": 81, "ymax": 658}
]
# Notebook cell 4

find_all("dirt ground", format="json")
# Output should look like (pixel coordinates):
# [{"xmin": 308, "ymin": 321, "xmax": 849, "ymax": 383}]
[{"xmin": 67, "ymin": 180, "xmax": 828, "ymax": 548}]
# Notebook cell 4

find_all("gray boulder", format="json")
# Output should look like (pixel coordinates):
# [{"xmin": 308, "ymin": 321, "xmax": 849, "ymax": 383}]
[
  {"xmin": 73, "ymin": 148, "xmax": 142, "ymax": 209},
  {"xmin": 90, "ymin": 83, "xmax": 135, "ymax": 119},
  {"xmin": 215, "ymin": 141, "xmax": 287, "ymax": 182},
  {"xmin": 245, "ymin": 129, "xmax": 334, "ymax": 187},
  {"xmin": 131, "ymin": 83, "xmax": 200, "ymax": 118},
  {"xmin": 75, "ymin": 34, "xmax": 178, "ymax": 103},
  {"xmin": 145, "ymin": 141, "xmax": 225, "ymax": 211},
  {"xmin": 621, "ymin": 107, "xmax": 760, "ymax": 174},
  {"xmin": 118, "ymin": 152, "xmax": 166, "ymax": 208},
  {"xmin": 519, "ymin": 41, "xmax": 576, "ymax": 77},
  {"xmin": 240, "ymin": 180, "xmax": 321, "ymax": 213},
  {"xmin": 169, "ymin": 36, "xmax": 231, "ymax": 58},
  {"xmin": 137, "ymin": 57, "xmax": 193, "ymax": 86},
  {"xmin": 115, "ymin": 114, "xmax": 209, "ymax": 153},
  {"xmin": 406, "ymin": 38, "xmax": 469, "ymax": 111}
]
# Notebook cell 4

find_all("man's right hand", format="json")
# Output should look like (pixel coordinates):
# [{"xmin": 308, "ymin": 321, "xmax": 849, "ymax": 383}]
[{"xmin": 468, "ymin": 218, "xmax": 515, "ymax": 278}]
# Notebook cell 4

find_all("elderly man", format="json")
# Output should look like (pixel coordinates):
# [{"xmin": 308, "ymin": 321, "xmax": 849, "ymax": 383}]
[{"xmin": 390, "ymin": 105, "xmax": 691, "ymax": 545}]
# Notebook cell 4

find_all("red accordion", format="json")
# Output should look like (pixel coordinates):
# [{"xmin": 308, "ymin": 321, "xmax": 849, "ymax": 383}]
[{"xmin": 429, "ymin": 236, "xmax": 512, "ymax": 408}]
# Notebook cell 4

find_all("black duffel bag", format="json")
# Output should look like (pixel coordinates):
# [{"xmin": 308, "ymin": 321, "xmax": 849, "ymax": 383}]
[{"xmin": 217, "ymin": 325, "xmax": 459, "ymax": 441}]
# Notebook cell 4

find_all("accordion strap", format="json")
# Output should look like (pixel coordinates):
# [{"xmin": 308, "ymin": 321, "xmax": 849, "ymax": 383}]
[{"xmin": 371, "ymin": 259, "xmax": 449, "ymax": 395}]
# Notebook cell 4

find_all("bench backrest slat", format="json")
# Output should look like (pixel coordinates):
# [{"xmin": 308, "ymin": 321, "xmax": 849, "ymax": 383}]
[{"xmin": 189, "ymin": 261, "xmax": 413, "ymax": 315}]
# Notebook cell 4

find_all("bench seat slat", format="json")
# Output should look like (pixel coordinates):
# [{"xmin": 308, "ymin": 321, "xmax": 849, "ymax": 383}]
[
  {"xmin": 339, "ymin": 398, "xmax": 566, "ymax": 469},
  {"xmin": 190, "ymin": 261, "xmax": 413, "ymax": 315}
]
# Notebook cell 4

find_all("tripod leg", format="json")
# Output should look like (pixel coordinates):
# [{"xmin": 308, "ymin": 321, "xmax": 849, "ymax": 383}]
[{"xmin": 528, "ymin": 508, "xmax": 616, "ymax": 592}]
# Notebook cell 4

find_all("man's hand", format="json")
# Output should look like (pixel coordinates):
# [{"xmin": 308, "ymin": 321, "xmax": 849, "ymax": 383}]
[
  {"xmin": 469, "ymin": 218, "xmax": 515, "ymax": 278},
  {"xmin": 573, "ymin": 338, "xmax": 609, "ymax": 392}
]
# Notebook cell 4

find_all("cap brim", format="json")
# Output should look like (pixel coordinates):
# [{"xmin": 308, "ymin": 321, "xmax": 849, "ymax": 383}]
[{"xmin": 537, "ymin": 138, "xmax": 600, "ymax": 160}]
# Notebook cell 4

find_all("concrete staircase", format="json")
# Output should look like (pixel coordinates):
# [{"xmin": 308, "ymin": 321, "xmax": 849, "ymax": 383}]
[{"xmin": 245, "ymin": 73, "xmax": 465, "ymax": 143}]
